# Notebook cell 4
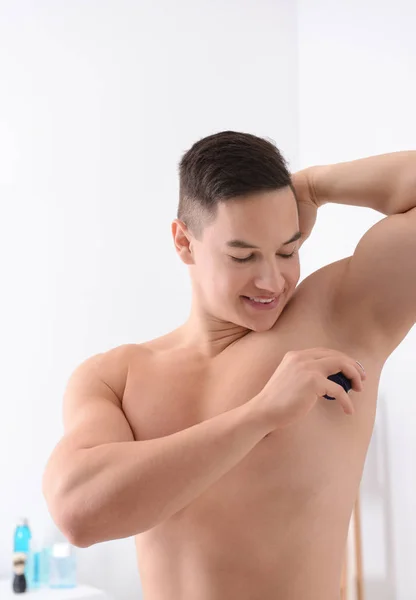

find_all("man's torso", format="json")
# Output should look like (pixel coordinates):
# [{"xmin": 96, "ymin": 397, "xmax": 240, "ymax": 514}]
[{"xmin": 110, "ymin": 258, "xmax": 390, "ymax": 599}]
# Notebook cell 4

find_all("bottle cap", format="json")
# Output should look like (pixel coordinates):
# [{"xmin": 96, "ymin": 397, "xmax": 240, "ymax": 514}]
[
  {"xmin": 16, "ymin": 518, "xmax": 29, "ymax": 527},
  {"xmin": 52, "ymin": 543, "xmax": 72, "ymax": 558}
]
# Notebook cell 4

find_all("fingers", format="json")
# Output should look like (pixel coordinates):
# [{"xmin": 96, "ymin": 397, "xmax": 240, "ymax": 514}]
[
  {"xmin": 317, "ymin": 356, "xmax": 364, "ymax": 394},
  {"xmin": 356, "ymin": 360, "xmax": 366, "ymax": 379},
  {"xmin": 324, "ymin": 379, "xmax": 355, "ymax": 415},
  {"xmin": 304, "ymin": 347, "xmax": 366, "ymax": 381},
  {"xmin": 341, "ymin": 357, "xmax": 366, "ymax": 393},
  {"xmin": 337, "ymin": 361, "xmax": 364, "ymax": 393}
]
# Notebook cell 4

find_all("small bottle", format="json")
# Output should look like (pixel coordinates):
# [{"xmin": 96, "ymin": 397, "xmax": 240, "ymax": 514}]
[
  {"xmin": 49, "ymin": 542, "xmax": 77, "ymax": 588},
  {"xmin": 26, "ymin": 539, "xmax": 41, "ymax": 589},
  {"xmin": 12, "ymin": 552, "xmax": 27, "ymax": 593},
  {"xmin": 14, "ymin": 518, "xmax": 31, "ymax": 553},
  {"xmin": 38, "ymin": 545, "xmax": 51, "ymax": 587},
  {"xmin": 13, "ymin": 519, "xmax": 32, "ymax": 583}
]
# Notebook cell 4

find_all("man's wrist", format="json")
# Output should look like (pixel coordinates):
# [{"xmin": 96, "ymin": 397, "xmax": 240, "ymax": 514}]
[{"xmin": 307, "ymin": 165, "xmax": 331, "ymax": 208}]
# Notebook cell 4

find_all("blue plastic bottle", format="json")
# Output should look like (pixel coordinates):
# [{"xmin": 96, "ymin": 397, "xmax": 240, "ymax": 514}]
[
  {"xmin": 13, "ymin": 518, "xmax": 32, "ymax": 583},
  {"xmin": 14, "ymin": 518, "xmax": 31, "ymax": 553}
]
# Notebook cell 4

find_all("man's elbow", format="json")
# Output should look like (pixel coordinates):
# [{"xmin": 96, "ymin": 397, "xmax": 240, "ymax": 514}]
[
  {"xmin": 46, "ymin": 502, "xmax": 95, "ymax": 549},
  {"xmin": 58, "ymin": 512, "xmax": 94, "ymax": 549},
  {"xmin": 42, "ymin": 472, "xmax": 94, "ymax": 549}
]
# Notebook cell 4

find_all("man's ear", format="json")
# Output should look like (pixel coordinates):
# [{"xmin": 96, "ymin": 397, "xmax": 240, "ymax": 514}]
[{"xmin": 171, "ymin": 219, "xmax": 195, "ymax": 265}]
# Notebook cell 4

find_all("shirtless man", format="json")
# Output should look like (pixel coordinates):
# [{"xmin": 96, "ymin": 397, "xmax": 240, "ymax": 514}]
[{"xmin": 43, "ymin": 132, "xmax": 416, "ymax": 600}]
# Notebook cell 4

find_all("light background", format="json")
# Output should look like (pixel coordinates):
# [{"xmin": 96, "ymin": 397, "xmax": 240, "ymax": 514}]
[{"xmin": 1, "ymin": 1, "xmax": 415, "ymax": 598}]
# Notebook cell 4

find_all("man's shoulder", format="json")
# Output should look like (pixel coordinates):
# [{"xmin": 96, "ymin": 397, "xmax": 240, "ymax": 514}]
[
  {"xmin": 93, "ymin": 334, "xmax": 184, "ymax": 403},
  {"xmin": 96, "ymin": 330, "xmax": 181, "ymax": 368},
  {"xmin": 300, "ymin": 256, "xmax": 389, "ymax": 360},
  {"xmin": 290, "ymin": 257, "xmax": 355, "ymax": 339},
  {"xmin": 289, "ymin": 256, "xmax": 351, "ymax": 327},
  {"xmin": 80, "ymin": 343, "xmax": 149, "ymax": 400},
  {"xmin": 299, "ymin": 256, "xmax": 350, "ymax": 296},
  {"xmin": 97, "ymin": 342, "xmax": 147, "ymax": 365},
  {"xmin": 92, "ymin": 334, "xmax": 178, "ymax": 388}
]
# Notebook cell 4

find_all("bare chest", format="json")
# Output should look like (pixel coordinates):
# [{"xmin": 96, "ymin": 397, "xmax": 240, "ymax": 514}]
[
  {"xmin": 127, "ymin": 303, "xmax": 382, "ymax": 600},
  {"xmin": 122, "ymin": 303, "xmax": 381, "ymax": 488},
  {"xmin": 122, "ymin": 269, "xmax": 386, "ymax": 599}
]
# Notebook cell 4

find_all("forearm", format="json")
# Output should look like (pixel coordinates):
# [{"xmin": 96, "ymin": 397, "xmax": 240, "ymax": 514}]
[
  {"xmin": 46, "ymin": 400, "xmax": 271, "ymax": 546},
  {"xmin": 310, "ymin": 151, "xmax": 416, "ymax": 215}
]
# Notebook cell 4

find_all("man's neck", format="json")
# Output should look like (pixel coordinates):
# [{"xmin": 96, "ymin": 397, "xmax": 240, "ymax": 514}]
[{"xmin": 177, "ymin": 317, "xmax": 251, "ymax": 358}]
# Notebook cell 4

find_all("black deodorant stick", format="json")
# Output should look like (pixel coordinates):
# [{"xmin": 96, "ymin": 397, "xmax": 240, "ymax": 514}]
[{"xmin": 324, "ymin": 372, "xmax": 352, "ymax": 400}]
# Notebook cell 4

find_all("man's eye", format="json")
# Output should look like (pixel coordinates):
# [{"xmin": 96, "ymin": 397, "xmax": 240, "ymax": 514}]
[
  {"xmin": 231, "ymin": 255, "xmax": 254, "ymax": 263},
  {"xmin": 230, "ymin": 251, "xmax": 296, "ymax": 264}
]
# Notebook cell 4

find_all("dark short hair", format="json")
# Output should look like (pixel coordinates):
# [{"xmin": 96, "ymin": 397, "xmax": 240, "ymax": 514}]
[{"xmin": 177, "ymin": 130, "xmax": 294, "ymax": 239}]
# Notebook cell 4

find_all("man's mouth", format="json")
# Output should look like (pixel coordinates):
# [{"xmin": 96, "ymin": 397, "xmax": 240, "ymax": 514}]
[{"xmin": 241, "ymin": 295, "xmax": 280, "ymax": 309}]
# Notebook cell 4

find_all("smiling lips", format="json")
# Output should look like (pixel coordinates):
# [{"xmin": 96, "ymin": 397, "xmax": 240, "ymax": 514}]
[
  {"xmin": 242, "ymin": 295, "xmax": 280, "ymax": 310},
  {"xmin": 248, "ymin": 296, "xmax": 275, "ymax": 303}
]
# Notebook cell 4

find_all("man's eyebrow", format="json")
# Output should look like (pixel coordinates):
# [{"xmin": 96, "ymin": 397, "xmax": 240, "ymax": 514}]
[{"xmin": 226, "ymin": 231, "xmax": 302, "ymax": 249}]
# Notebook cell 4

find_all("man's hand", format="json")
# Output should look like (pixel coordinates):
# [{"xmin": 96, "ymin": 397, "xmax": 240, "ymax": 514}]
[{"xmin": 291, "ymin": 167, "xmax": 320, "ymax": 248}]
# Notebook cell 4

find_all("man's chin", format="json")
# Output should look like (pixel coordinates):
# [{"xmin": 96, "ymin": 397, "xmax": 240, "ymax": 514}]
[
  {"xmin": 208, "ymin": 302, "xmax": 282, "ymax": 333},
  {"xmin": 247, "ymin": 320, "xmax": 279, "ymax": 333},
  {"xmin": 233, "ymin": 312, "xmax": 281, "ymax": 333}
]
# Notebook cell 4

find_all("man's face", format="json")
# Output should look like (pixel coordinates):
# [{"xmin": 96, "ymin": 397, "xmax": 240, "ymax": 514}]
[{"xmin": 189, "ymin": 187, "xmax": 301, "ymax": 332}]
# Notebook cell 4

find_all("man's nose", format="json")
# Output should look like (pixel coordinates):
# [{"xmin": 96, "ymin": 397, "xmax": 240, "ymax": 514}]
[{"xmin": 253, "ymin": 262, "xmax": 285, "ymax": 293}]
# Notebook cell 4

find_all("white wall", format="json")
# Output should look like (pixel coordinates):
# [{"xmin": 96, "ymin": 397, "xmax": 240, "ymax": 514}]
[
  {"xmin": 3, "ymin": 2, "xmax": 415, "ymax": 599},
  {"xmin": 0, "ymin": 2, "xmax": 298, "ymax": 599},
  {"xmin": 298, "ymin": 2, "xmax": 416, "ymax": 599}
]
